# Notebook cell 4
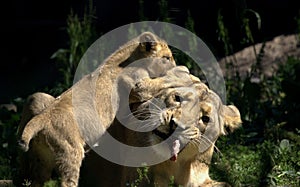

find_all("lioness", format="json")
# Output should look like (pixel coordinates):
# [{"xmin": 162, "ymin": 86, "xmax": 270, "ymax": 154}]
[
  {"xmin": 18, "ymin": 32, "xmax": 198, "ymax": 187},
  {"xmin": 118, "ymin": 82, "xmax": 242, "ymax": 186},
  {"xmin": 80, "ymin": 81, "xmax": 241, "ymax": 186}
]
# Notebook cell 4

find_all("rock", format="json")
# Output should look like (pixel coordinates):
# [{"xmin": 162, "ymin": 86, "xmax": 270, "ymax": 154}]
[
  {"xmin": 0, "ymin": 104, "xmax": 17, "ymax": 113},
  {"xmin": 218, "ymin": 34, "xmax": 300, "ymax": 78},
  {"xmin": 0, "ymin": 180, "xmax": 14, "ymax": 187}
]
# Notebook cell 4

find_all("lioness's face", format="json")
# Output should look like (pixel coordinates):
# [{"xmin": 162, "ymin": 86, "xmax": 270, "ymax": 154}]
[
  {"xmin": 150, "ymin": 86, "xmax": 210, "ymax": 161},
  {"xmin": 131, "ymin": 83, "xmax": 241, "ymax": 162},
  {"xmin": 130, "ymin": 85, "xmax": 202, "ymax": 161}
]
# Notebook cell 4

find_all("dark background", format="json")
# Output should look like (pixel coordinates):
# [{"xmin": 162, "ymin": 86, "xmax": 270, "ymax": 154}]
[{"xmin": 2, "ymin": 0, "xmax": 300, "ymax": 103}]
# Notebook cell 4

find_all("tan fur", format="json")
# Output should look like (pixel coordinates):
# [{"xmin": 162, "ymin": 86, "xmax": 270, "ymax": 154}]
[
  {"xmin": 18, "ymin": 32, "xmax": 241, "ymax": 187},
  {"xmin": 16, "ymin": 92, "xmax": 55, "ymax": 187},
  {"xmin": 116, "ymin": 81, "xmax": 242, "ymax": 187},
  {"xmin": 17, "ymin": 92, "xmax": 55, "ymax": 136},
  {"xmin": 79, "ymin": 79, "xmax": 241, "ymax": 186},
  {"xmin": 79, "ymin": 76, "xmax": 240, "ymax": 187},
  {"xmin": 18, "ymin": 32, "xmax": 199, "ymax": 187}
]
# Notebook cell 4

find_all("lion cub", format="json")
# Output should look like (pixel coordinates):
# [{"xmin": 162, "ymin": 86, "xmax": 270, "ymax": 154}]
[
  {"xmin": 18, "ymin": 32, "xmax": 198, "ymax": 187},
  {"xmin": 16, "ymin": 93, "xmax": 55, "ymax": 187}
]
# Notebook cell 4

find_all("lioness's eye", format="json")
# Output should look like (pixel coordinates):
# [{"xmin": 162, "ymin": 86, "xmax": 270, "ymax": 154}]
[
  {"xmin": 175, "ymin": 95, "xmax": 183, "ymax": 102},
  {"xmin": 201, "ymin": 116, "xmax": 210, "ymax": 123},
  {"xmin": 163, "ymin": 56, "xmax": 171, "ymax": 61}
]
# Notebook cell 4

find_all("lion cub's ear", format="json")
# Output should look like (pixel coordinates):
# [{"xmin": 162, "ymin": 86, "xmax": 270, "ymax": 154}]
[
  {"xmin": 139, "ymin": 32, "xmax": 158, "ymax": 52},
  {"xmin": 222, "ymin": 105, "xmax": 242, "ymax": 133}
]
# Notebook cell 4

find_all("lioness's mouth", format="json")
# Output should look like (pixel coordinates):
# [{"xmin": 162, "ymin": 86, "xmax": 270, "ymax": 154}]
[
  {"xmin": 152, "ymin": 129, "xmax": 169, "ymax": 140},
  {"xmin": 152, "ymin": 118, "xmax": 181, "ymax": 161},
  {"xmin": 152, "ymin": 118, "xmax": 176, "ymax": 140}
]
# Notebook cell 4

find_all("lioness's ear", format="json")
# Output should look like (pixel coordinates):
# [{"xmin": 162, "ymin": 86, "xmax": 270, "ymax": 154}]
[
  {"xmin": 222, "ymin": 105, "xmax": 242, "ymax": 133},
  {"xmin": 139, "ymin": 32, "xmax": 158, "ymax": 52}
]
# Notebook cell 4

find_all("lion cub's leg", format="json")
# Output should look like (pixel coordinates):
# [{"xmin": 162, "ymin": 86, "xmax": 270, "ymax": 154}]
[
  {"xmin": 54, "ymin": 138, "xmax": 85, "ymax": 187},
  {"xmin": 133, "ymin": 66, "xmax": 201, "ymax": 102},
  {"xmin": 57, "ymin": 149, "xmax": 84, "ymax": 187}
]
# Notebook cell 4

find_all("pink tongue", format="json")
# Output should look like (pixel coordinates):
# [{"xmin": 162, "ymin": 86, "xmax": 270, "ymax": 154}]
[
  {"xmin": 170, "ymin": 155, "xmax": 177, "ymax": 161},
  {"xmin": 170, "ymin": 140, "xmax": 180, "ymax": 161}
]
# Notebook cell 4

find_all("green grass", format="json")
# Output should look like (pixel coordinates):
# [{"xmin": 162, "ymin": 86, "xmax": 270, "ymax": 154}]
[
  {"xmin": 1, "ymin": 3, "xmax": 299, "ymax": 187},
  {"xmin": 211, "ymin": 138, "xmax": 300, "ymax": 186},
  {"xmin": 211, "ymin": 144, "xmax": 265, "ymax": 186},
  {"xmin": 209, "ymin": 47, "xmax": 300, "ymax": 186},
  {"xmin": 209, "ymin": 11, "xmax": 300, "ymax": 186}
]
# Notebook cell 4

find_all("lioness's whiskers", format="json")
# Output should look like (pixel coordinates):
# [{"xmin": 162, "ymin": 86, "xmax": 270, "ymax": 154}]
[
  {"xmin": 147, "ymin": 99, "xmax": 163, "ymax": 111},
  {"xmin": 190, "ymin": 141, "xmax": 200, "ymax": 150},
  {"xmin": 193, "ymin": 138, "xmax": 209, "ymax": 151},
  {"xmin": 126, "ymin": 117, "xmax": 161, "ymax": 131},
  {"xmin": 127, "ymin": 110, "xmax": 161, "ymax": 120},
  {"xmin": 125, "ymin": 109, "xmax": 149, "ymax": 117},
  {"xmin": 195, "ymin": 136, "xmax": 222, "ymax": 156},
  {"xmin": 126, "ymin": 109, "xmax": 153, "ymax": 118},
  {"xmin": 138, "ymin": 121, "xmax": 161, "ymax": 131}
]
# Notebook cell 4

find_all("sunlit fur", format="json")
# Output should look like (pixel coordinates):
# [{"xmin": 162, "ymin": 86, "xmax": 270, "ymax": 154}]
[
  {"xmin": 16, "ymin": 93, "xmax": 55, "ymax": 187},
  {"xmin": 17, "ymin": 32, "xmax": 182, "ymax": 187},
  {"xmin": 120, "ymin": 82, "xmax": 242, "ymax": 187}
]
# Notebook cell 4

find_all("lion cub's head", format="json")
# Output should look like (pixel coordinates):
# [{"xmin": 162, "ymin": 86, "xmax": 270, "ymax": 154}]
[{"xmin": 118, "ymin": 31, "xmax": 176, "ymax": 78}]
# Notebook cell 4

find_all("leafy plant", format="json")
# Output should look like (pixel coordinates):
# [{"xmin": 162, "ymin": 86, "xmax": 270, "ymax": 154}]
[
  {"xmin": 128, "ymin": 165, "xmax": 150, "ymax": 187},
  {"xmin": 211, "ymin": 144, "xmax": 265, "ymax": 186},
  {"xmin": 49, "ymin": 1, "xmax": 96, "ymax": 96},
  {"xmin": 217, "ymin": 9, "xmax": 233, "ymax": 57},
  {"xmin": 43, "ymin": 179, "xmax": 60, "ymax": 187},
  {"xmin": 0, "ymin": 98, "xmax": 24, "ymax": 180},
  {"xmin": 22, "ymin": 179, "xmax": 31, "ymax": 187},
  {"xmin": 138, "ymin": 0, "xmax": 147, "ymax": 21},
  {"xmin": 158, "ymin": 0, "xmax": 171, "ymax": 22},
  {"xmin": 261, "ymin": 139, "xmax": 300, "ymax": 186},
  {"xmin": 1, "ymin": 2, "xmax": 299, "ymax": 186},
  {"xmin": 211, "ymin": 54, "xmax": 300, "ymax": 186},
  {"xmin": 213, "ymin": 6, "xmax": 300, "ymax": 186},
  {"xmin": 296, "ymin": 11, "xmax": 300, "ymax": 45},
  {"xmin": 128, "ymin": 166, "xmax": 182, "ymax": 187}
]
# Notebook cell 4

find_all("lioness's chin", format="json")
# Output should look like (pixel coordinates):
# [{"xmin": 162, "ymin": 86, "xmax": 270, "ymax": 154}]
[
  {"xmin": 150, "ymin": 143, "xmax": 198, "ymax": 162},
  {"xmin": 178, "ymin": 142, "xmax": 199, "ymax": 160},
  {"xmin": 150, "ymin": 130, "xmax": 199, "ymax": 162}
]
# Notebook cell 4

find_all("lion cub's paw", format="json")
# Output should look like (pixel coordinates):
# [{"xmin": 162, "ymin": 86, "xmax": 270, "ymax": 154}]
[
  {"xmin": 203, "ymin": 180, "xmax": 231, "ymax": 187},
  {"xmin": 211, "ymin": 181, "xmax": 231, "ymax": 187},
  {"xmin": 162, "ymin": 66, "xmax": 196, "ymax": 87},
  {"xmin": 166, "ymin": 66, "xmax": 190, "ymax": 77},
  {"xmin": 189, "ymin": 74, "xmax": 201, "ymax": 83},
  {"xmin": 18, "ymin": 139, "xmax": 29, "ymax": 152},
  {"xmin": 135, "ymin": 77, "xmax": 151, "ymax": 90},
  {"xmin": 134, "ymin": 77, "xmax": 153, "ymax": 100}
]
